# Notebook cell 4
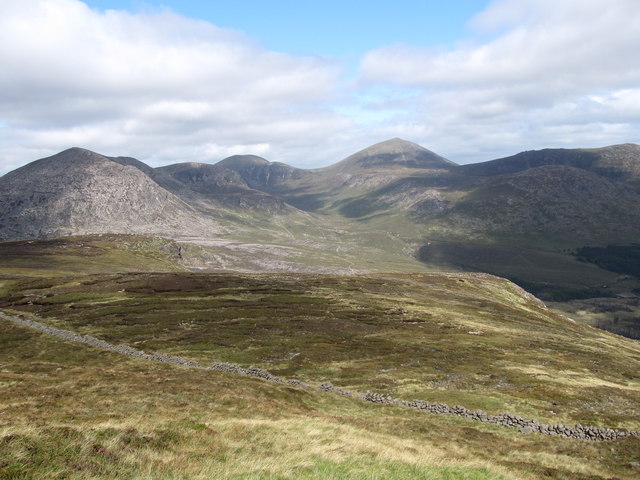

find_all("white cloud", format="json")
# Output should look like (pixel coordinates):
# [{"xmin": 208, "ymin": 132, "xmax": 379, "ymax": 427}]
[
  {"xmin": 0, "ymin": 0, "xmax": 351, "ymax": 173},
  {"xmin": 359, "ymin": 0, "xmax": 640, "ymax": 162},
  {"xmin": 1, "ymin": 0, "xmax": 639, "ymax": 175}
]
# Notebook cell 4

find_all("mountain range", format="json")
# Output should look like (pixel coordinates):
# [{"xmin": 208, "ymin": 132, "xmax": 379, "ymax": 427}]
[{"xmin": 1, "ymin": 138, "xmax": 639, "ymax": 308}]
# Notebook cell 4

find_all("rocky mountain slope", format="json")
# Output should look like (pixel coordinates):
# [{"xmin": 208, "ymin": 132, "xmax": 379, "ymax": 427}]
[
  {"xmin": 0, "ymin": 148, "xmax": 321, "ymax": 243},
  {"xmin": 154, "ymin": 162, "xmax": 290, "ymax": 213},
  {"xmin": 0, "ymin": 148, "xmax": 225, "ymax": 241}
]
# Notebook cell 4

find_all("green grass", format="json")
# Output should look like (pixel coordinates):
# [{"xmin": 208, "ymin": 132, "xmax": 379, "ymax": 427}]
[
  {"xmin": 2, "ymin": 272, "xmax": 639, "ymax": 429},
  {"xmin": 0, "ymin": 427, "xmax": 502, "ymax": 480},
  {"xmin": 229, "ymin": 458, "xmax": 502, "ymax": 479},
  {"xmin": 1, "ymin": 310, "xmax": 639, "ymax": 480}
]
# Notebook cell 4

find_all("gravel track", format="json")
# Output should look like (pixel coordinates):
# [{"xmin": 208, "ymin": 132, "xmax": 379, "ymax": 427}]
[{"xmin": 2, "ymin": 311, "xmax": 638, "ymax": 442}]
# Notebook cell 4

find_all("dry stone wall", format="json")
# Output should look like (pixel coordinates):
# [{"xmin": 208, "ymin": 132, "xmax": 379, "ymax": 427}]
[{"xmin": 2, "ymin": 311, "xmax": 637, "ymax": 442}]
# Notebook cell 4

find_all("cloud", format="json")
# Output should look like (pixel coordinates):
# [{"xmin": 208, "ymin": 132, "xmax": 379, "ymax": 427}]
[
  {"xmin": 0, "ymin": 0, "xmax": 351, "ymax": 173},
  {"xmin": 1, "ymin": 0, "xmax": 639, "ymax": 174},
  {"xmin": 359, "ymin": 0, "xmax": 640, "ymax": 162}
]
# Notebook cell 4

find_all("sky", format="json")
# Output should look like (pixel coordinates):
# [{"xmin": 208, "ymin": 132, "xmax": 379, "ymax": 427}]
[{"xmin": 1, "ymin": 0, "xmax": 639, "ymax": 174}]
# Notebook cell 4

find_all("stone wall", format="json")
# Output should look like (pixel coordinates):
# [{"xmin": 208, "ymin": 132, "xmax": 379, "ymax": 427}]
[{"xmin": 2, "ymin": 311, "xmax": 637, "ymax": 442}]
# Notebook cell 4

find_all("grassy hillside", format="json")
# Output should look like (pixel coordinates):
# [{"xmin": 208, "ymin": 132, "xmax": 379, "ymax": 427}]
[
  {"xmin": 1, "ymin": 268, "xmax": 639, "ymax": 479},
  {"xmin": 0, "ymin": 318, "xmax": 516, "ymax": 480},
  {"xmin": 0, "ymin": 235, "xmax": 187, "ymax": 277}
]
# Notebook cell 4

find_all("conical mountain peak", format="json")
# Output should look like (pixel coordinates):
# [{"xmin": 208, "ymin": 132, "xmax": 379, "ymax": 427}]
[
  {"xmin": 329, "ymin": 138, "xmax": 456, "ymax": 171},
  {"xmin": 217, "ymin": 154, "xmax": 271, "ymax": 168},
  {"xmin": 360, "ymin": 138, "xmax": 426, "ymax": 154},
  {"xmin": 0, "ymin": 147, "xmax": 222, "ymax": 241}
]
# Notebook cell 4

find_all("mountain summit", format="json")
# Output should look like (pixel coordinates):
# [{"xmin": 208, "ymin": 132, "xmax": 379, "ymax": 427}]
[{"xmin": 326, "ymin": 138, "xmax": 457, "ymax": 172}]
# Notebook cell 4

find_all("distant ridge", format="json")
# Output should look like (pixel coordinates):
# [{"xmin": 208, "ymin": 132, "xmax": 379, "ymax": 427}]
[
  {"xmin": 1, "ymin": 139, "xmax": 638, "ymax": 255},
  {"xmin": 461, "ymin": 143, "xmax": 640, "ymax": 182}
]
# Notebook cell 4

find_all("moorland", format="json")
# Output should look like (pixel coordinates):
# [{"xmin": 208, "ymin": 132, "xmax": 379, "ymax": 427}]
[{"xmin": 1, "ymin": 140, "xmax": 639, "ymax": 479}]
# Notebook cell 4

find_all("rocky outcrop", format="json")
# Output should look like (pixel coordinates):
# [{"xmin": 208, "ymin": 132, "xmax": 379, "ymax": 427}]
[{"xmin": 374, "ymin": 396, "xmax": 638, "ymax": 441}]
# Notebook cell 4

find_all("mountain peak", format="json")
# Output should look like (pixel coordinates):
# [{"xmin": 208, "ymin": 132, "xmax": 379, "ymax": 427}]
[
  {"xmin": 216, "ymin": 155, "xmax": 271, "ymax": 168},
  {"xmin": 363, "ymin": 137, "xmax": 423, "ymax": 152},
  {"xmin": 2, "ymin": 148, "xmax": 115, "ymax": 179},
  {"xmin": 329, "ymin": 138, "xmax": 456, "ymax": 171},
  {"xmin": 51, "ymin": 147, "xmax": 109, "ymax": 162},
  {"xmin": 0, "ymin": 147, "xmax": 223, "ymax": 241},
  {"xmin": 55, "ymin": 147, "xmax": 118, "ymax": 165}
]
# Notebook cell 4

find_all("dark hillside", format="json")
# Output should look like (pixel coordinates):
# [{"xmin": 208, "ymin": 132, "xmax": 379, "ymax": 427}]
[{"xmin": 462, "ymin": 143, "xmax": 640, "ymax": 183}]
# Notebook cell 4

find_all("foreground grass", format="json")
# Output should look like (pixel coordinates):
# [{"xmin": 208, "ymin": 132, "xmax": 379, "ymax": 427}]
[
  {"xmin": 0, "ymin": 320, "xmax": 504, "ymax": 479},
  {"xmin": 2, "ymin": 272, "xmax": 638, "ymax": 428},
  {"xmin": 1, "ymin": 318, "xmax": 639, "ymax": 480},
  {"xmin": 1, "ymin": 269, "xmax": 640, "ymax": 479}
]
